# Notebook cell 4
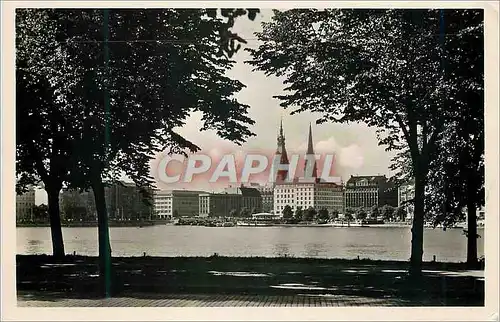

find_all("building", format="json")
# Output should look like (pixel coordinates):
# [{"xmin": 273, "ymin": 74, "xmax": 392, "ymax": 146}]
[
  {"xmin": 253, "ymin": 183, "xmax": 274, "ymax": 213},
  {"xmin": 344, "ymin": 175, "xmax": 398, "ymax": 211},
  {"xmin": 60, "ymin": 188, "xmax": 91, "ymax": 222},
  {"xmin": 60, "ymin": 181, "xmax": 153, "ymax": 221},
  {"xmin": 398, "ymin": 179, "xmax": 415, "ymax": 219},
  {"xmin": 199, "ymin": 193, "xmax": 242, "ymax": 217},
  {"xmin": 239, "ymin": 186, "xmax": 262, "ymax": 212},
  {"xmin": 274, "ymin": 182, "xmax": 344, "ymax": 216},
  {"xmin": 83, "ymin": 182, "xmax": 153, "ymax": 221},
  {"xmin": 224, "ymin": 185, "xmax": 262, "ymax": 213},
  {"xmin": 199, "ymin": 185, "xmax": 262, "ymax": 217},
  {"xmin": 153, "ymin": 190, "xmax": 201, "ymax": 219},
  {"xmin": 273, "ymin": 123, "xmax": 345, "ymax": 216},
  {"xmin": 16, "ymin": 188, "xmax": 35, "ymax": 222}
]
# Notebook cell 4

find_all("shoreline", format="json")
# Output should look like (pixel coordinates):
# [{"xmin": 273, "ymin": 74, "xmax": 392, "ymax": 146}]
[
  {"xmin": 16, "ymin": 222, "xmax": 476, "ymax": 229},
  {"xmin": 16, "ymin": 220, "xmax": 166, "ymax": 228}
]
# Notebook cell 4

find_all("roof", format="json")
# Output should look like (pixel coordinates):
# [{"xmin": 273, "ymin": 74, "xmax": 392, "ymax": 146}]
[
  {"xmin": 239, "ymin": 187, "xmax": 261, "ymax": 197},
  {"xmin": 346, "ymin": 175, "xmax": 387, "ymax": 185}
]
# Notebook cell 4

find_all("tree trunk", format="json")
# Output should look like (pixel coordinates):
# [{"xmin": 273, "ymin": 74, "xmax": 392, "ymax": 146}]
[
  {"xmin": 46, "ymin": 185, "xmax": 65, "ymax": 258},
  {"xmin": 91, "ymin": 175, "xmax": 113, "ymax": 298},
  {"xmin": 466, "ymin": 196, "xmax": 478, "ymax": 269},
  {"xmin": 409, "ymin": 170, "xmax": 426, "ymax": 278}
]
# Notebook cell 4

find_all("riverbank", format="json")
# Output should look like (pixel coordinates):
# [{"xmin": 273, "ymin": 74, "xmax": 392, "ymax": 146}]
[
  {"xmin": 16, "ymin": 220, "xmax": 168, "ymax": 228},
  {"xmin": 16, "ymin": 255, "xmax": 484, "ymax": 306}
]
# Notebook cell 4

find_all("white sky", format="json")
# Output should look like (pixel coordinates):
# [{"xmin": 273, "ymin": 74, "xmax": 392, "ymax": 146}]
[{"xmin": 35, "ymin": 9, "xmax": 396, "ymax": 204}]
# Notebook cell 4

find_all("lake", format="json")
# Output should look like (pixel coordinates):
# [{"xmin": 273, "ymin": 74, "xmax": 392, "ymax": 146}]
[{"xmin": 17, "ymin": 225, "xmax": 485, "ymax": 262}]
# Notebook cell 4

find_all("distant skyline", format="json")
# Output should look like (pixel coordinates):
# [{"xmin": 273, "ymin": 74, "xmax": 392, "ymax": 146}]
[{"xmin": 36, "ymin": 9, "xmax": 396, "ymax": 204}]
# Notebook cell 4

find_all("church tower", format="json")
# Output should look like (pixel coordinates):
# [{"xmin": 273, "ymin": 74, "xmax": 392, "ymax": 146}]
[
  {"xmin": 304, "ymin": 123, "xmax": 319, "ymax": 181},
  {"xmin": 275, "ymin": 119, "xmax": 289, "ymax": 182}
]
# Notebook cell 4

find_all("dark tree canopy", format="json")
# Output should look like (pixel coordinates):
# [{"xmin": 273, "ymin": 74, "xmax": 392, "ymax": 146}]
[
  {"xmin": 282, "ymin": 205, "xmax": 293, "ymax": 219},
  {"xmin": 247, "ymin": 8, "xmax": 483, "ymax": 275}
]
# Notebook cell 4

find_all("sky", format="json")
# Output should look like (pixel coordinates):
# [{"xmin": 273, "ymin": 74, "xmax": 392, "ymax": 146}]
[{"xmin": 36, "ymin": 9, "xmax": 396, "ymax": 204}]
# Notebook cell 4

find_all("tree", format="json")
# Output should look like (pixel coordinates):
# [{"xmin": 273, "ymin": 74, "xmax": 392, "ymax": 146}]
[
  {"xmin": 32, "ymin": 204, "xmax": 49, "ymax": 222},
  {"xmin": 355, "ymin": 209, "xmax": 367, "ymax": 220},
  {"xmin": 303, "ymin": 207, "xmax": 316, "ymax": 222},
  {"xmin": 423, "ymin": 11, "xmax": 484, "ymax": 268},
  {"xmin": 371, "ymin": 206, "xmax": 380, "ymax": 219},
  {"xmin": 344, "ymin": 212, "xmax": 354, "ymax": 222},
  {"xmin": 229, "ymin": 209, "xmax": 238, "ymax": 218},
  {"xmin": 240, "ymin": 207, "xmax": 250, "ymax": 218},
  {"xmin": 330, "ymin": 210, "xmax": 339, "ymax": 220},
  {"xmin": 317, "ymin": 208, "xmax": 329, "ymax": 221},
  {"xmin": 16, "ymin": 9, "xmax": 71, "ymax": 257},
  {"xmin": 393, "ymin": 206, "xmax": 407, "ymax": 222},
  {"xmin": 248, "ymin": 9, "xmax": 482, "ymax": 277},
  {"xmin": 17, "ymin": 8, "xmax": 260, "ymax": 296},
  {"xmin": 282, "ymin": 205, "xmax": 293, "ymax": 220},
  {"xmin": 382, "ymin": 205, "xmax": 395, "ymax": 221},
  {"xmin": 294, "ymin": 206, "xmax": 303, "ymax": 221}
]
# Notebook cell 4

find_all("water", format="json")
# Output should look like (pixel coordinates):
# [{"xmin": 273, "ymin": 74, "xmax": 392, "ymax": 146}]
[{"xmin": 17, "ymin": 225, "xmax": 484, "ymax": 262}]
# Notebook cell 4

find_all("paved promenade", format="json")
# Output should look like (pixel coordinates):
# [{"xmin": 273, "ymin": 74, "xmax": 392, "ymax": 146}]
[
  {"xmin": 17, "ymin": 292, "xmax": 431, "ymax": 307},
  {"xmin": 16, "ymin": 255, "xmax": 484, "ymax": 307}
]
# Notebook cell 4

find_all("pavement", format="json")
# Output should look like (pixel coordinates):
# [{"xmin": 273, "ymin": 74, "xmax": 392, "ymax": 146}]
[
  {"xmin": 17, "ymin": 292, "xmax": 432, "ymax": 307},
  {"xmin": 16, "ymin": 255, "xmax": 484, "ymax": 307}
]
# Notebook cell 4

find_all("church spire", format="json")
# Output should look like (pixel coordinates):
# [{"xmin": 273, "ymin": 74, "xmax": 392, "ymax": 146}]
[
  {"xmin": 304, "ymin": 122, "xmax": 318, "ymax": 179},
  {"xmin": 307, "ymin": 123, "xmax": 314, "ymax": 155},
  {"xmin": 275, "ymin": 117, "xmax": 289, "ymax": 182}
]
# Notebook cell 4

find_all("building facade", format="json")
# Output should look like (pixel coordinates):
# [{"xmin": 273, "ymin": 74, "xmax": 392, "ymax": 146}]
[
  {"xmin": 344, "ymin": 175, "xmax": 398, "ymax": 211},
  {"xmin": 253, "ymin": 184, "xmax": 274, "ymax": 212},
  {"xmin": 84, "ymin": 182, "xmax": 153, "ymax": 221},
  {"xmin": 60, "ymin": 181, "xmax": 153, "ymax": 221},
  {"xmin": 199, "ymin": 193, "xmax": 242, "ymax": 217},
  {"xmin": 16, "ymin": 188, "xmax": 35, "ymax": 222},
  {"xmin": 274, "ymin": 182, "xmax": 344, "ymax": 216},
  {"xmin": 197, "ymin": 185, "xmax": 262, "ymax": 217},
  {"xmin": 154, "ymin": 190, "xmax": 201, "ymax": 219},
  {"xmin": 60, "ymin": 188, "xmax": 92, "ymax": 221}
]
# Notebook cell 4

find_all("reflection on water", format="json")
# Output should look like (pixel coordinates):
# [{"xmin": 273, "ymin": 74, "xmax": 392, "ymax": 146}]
[
  {"xmin": 26, "ymin": 239, "xmax": 42, "ymax": 254},
  {"xmin": 273, "ymin": 243, "xmax": 291, "ymax": 257},
  {"xmin": 16, "ymin": 226, "xmax": 484, "ymax": 262},
  {"xmin": 303, "ymin": 243, "xmax": 326, "ymax": 258}
]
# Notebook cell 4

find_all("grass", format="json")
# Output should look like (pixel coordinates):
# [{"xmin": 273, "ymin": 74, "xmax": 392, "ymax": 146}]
[{"xmin": 16, "ymin": 254, "xmax": 484, "ymax": 306}]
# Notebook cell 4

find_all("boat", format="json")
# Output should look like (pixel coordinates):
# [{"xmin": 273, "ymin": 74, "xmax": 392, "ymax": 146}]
[{"xmin": 236, "ymin": 221, "xmax": 274, "ymax": 227}]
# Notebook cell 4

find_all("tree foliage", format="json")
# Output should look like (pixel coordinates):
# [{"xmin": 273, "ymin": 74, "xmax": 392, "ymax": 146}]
[
  {"xmin": 282, "ymin": 205, "xmax": 293, "ymax": 219},
  {"xmin": 294, "ymin": 206, "xmax": 303, "ymax": 220},
  {"xmin": 355, "ymin": 209, "xmax": 367, "ymax": 220},
  {"xmin": 317, "ymin": 208, "xmax": 329, "ymax": 221},
  {"xmin": 17, "ymin": 8, "xmax": 260, "ymax": 294},
  {"xmin": 248, "ymin": 9, "xmax": 483, "ymax": 275},
  {"xmin": 240, "ymin": 207, "xmax": 250, "ymax": 218},
  {"xmin": 381, "ymin": 205, "xmax": 395, "ymax": 221},
  {"xmin": 303, "ymin": 207, "xmax": 317, "ymax": 221},
  {"xmin": 393, "ymin": 206, "xmax": 407, "ymax": 221},
  {"xmin": 229, "ymin": 209, "xmax": 238, "ymax": 218}
]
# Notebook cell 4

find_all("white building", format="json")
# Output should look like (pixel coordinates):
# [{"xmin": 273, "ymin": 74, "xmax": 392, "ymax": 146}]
[
  {"xmin": 153, "ymin": 190, "xmax": 201, "ymax": 219},
  {"xmin": 274, "ymin": 182, "xmax": 344, "ymax": 216},
  {"xmin": 16, "ymin": 188, "xmax": 36, "ymax": 221}
]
